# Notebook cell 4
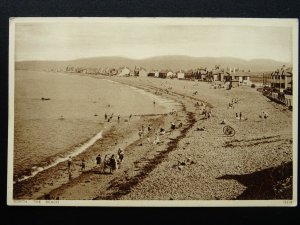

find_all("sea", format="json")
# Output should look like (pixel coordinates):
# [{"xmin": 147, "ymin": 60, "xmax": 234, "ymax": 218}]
[{"xmin": 13, "ymin": 70, "xmax": 176, "ymax": 182}]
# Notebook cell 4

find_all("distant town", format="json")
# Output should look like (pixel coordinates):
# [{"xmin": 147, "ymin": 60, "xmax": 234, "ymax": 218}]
[{"xmin": 60, "ymin": 64, "xmax": 293, "ymax": 110}]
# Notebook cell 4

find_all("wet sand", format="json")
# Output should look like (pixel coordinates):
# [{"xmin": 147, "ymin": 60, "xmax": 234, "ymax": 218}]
[{"xmin": 14, "ymin": 75, "xmax": 293, "ymax": 200}]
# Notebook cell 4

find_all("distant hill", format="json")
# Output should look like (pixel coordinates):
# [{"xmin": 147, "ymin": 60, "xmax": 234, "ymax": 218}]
[{"xmin": 15, "ymin": 55, "xmax": 291, "ymax": 73}]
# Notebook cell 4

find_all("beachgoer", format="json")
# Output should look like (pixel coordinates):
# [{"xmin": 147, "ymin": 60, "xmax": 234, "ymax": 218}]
[
  {"xmin": 207, "ymin": 111, "xmax": 211, "ymax": 118},
  {"xmin": 108, "ymin": 118, "xmax": 110, "ymax": 122},
  {"xmin": 138, "ymin": 129, "xmax": 143, "ymax": 139},
  {"xmin": 81, "ymin": 159, "xmax": 86, "ymax": 172},
  {"xmin": 117, "ymin": 115, "xmax": 120, "ymax": 122},
  {"xmin": 263, "ymin": 111, "xmax": 269, "ymax": 119},
  {"xmin": 67, "ymin": 156, "xmax": 73, "ymax": 171},
  {"xmin": 109, "ymin": 155, "xmax": 118, "ymax": 173},
  {"xmin": 236, "ymin": 113, "xmax": 239, "ymax": 119},
  {"xmin": 239, "ymin": 112, "xmax": 242, "ymax": 120},
  {"xmin": 105, "ymin": 113, "xmax": 107, "ymax": 120},
  {"xmin": 129, "ymin": 114, "xmax": 132, "ymax": 120},
  {"xmin": 147, "ymin": 124, "xmax": 152, "ymax": 132},
  {"xmin": 96, "ymin": 154, "xmax": 102, "ymax": 166},
  {"xmin": 118, "ymin": 148, "xmax": 124, "ymax": 163},
  {"xmin": 171, "ymin": 122, "xmax": 176, "ymax": 130},
  {"xmin": 153, "ymin": 100, "xmax": 156, "ymax": 106}
]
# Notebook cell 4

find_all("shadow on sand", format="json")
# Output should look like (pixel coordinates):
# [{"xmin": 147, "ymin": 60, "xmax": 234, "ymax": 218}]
[{"xmin": 217, "ymin": 161, "xmax": 293, "ymax": 200}]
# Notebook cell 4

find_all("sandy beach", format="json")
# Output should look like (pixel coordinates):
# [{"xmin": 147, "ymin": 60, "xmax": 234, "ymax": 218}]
[{"xmin": 12, "ymin": 74, "xmax": 293, "ymax": 201}]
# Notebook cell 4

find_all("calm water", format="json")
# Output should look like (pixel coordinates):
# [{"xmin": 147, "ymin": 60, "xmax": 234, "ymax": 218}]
[{"xmin": 14, "ymin": 70, "xmax": 174, "ymax": 181}]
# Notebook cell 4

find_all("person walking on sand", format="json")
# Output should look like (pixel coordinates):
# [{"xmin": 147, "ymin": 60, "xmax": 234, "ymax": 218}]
[
  {"xmin": 67, "ymin": 156, "xmax": 74, "ymax": 171},
  {"xmin": 129, "ymin": 114, "xmax": 132, "ymax": 121},
  {"xmin": 118, "ymin": 148, "xmax": 124, "ymax": 162},
  {"xmin": 239, "ymin": 112, "xmax": 242, "ymax": 120},
  {"xmin": 81, "ymin": 159, "xmax": 86, "ymax": 172},
  {"xmin": 109, "ymin": 155, "xmax": 117, "ymax": 173},
  {"xmin": 117, "ymin": 148, "xmax": 124, "ymax": 168},
  {"xmin": 171, "ymin": 122, "xmax": 176, "ymax": 130},
  {"xmin": 153, "ymin": 100, "xmax": 156, "ymax": 106},
  {"xmin": 236, "ymin": 112, "xmax": 239, "ymax": 120},
  {"xmin": 105, "ymin": 113, "xmax": 107, "ymax": 120},
  {"xmin": 147, "ymin": 124, "xmax": 152, "ymax": 132},
  {"xmin": 117, "ymin": 115, "xmax": 120, "ymax": 123},
  {"xmin": 96, "ymin": 154, "xmax": 102, "ymax": 167},
  {"xmin": 138, "ymin": 129, "xmax": 143, "ymax": 139}
]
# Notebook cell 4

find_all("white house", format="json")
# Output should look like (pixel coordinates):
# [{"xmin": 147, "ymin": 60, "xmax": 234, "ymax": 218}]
[
  {"xmin": 167, "ymin": 71, "xmax": 174, "ymax": 78},
  {"xmin": 118, "ymin": 67, "xmax": 131, "ymax": 76},
  {"xmin": 271, "ymin": 66, "xmax": 293, "ymax": 92},
  {"xmin": 177, "ymin": 70, "xmax": 185, "ymax": 79}
]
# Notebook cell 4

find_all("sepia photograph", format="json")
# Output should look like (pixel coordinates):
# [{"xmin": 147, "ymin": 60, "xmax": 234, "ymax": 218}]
[{"xmin": 7, "ymin": 17, "xmax": 298, "ymax": 206}]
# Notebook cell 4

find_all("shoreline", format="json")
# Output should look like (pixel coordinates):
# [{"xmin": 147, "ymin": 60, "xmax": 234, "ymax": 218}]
[
  {"xmin": 13, "ymin": 72, "xmax": 293, "ymax": 200},
  {"xmin": 13, "ymin": 72, "xmax": 184, "ymax": 200}
]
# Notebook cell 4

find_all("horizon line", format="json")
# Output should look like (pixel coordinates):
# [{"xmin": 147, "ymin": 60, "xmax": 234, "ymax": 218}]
[{"xmin": 15, "ymin": 55, "xmax": 292, "ymax": 64}]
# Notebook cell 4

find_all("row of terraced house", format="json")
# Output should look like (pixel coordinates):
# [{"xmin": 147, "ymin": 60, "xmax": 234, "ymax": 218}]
[{"xmin": 64, "ymin": 65, "xmax": 293, "ymax": 92}]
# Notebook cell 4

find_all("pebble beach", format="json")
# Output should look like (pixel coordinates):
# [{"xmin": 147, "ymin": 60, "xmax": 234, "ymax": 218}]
[{"xmin": 13, "ymin": 74, "xmax": 294, "ymax": 201}]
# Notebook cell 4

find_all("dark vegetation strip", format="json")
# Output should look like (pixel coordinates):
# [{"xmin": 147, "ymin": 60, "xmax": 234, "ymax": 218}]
[
  {"xmin": 223, "ymin": 139, "xmax": 285, "ymax": 148},
  {"xmin": 226, "ymin": 135, "xmax": 281, "ymax": 144}
]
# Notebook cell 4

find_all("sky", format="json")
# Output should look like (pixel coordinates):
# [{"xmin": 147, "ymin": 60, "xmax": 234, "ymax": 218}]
[{"xmin": 14, "ymin": 18, "xmax": 294, "ymax": 63}]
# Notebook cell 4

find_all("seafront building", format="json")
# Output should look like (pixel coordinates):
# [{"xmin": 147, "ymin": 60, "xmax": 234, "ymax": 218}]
[{"xmin": 270, "ymin": 66, "xmax": 293, "ymax": 93}]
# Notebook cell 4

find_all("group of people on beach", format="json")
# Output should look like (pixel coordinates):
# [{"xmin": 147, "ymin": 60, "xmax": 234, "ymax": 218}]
[
  {"xmin": 66, "ymin": 147, "xmax": 125, "ymax": 178},
  {"xmin": 260, "ymin": 111, "xmax": 269, "ymax": 119},
  {"xmin": 235, "ymin": 112, "xmax": 244, "ymax": 120},
  {"xmin": 105, "ymin": 113, "xmax": 121, "ymax": 123},
  {"xmin": 98, "ymin": 148, "xmax": 125, "ymax": 174},
  {"xmin": 228, "ymin": 98, "xmax": 239, "ymax": 109}
]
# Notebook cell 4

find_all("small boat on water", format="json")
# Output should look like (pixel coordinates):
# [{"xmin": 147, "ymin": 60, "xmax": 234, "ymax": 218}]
[{"xmin": 41, "ymin": 97, "xmax": 51, "ymax": 101}]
